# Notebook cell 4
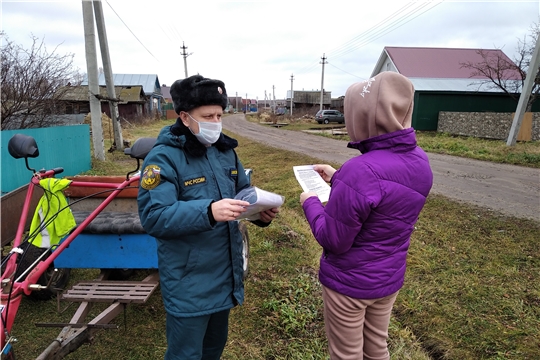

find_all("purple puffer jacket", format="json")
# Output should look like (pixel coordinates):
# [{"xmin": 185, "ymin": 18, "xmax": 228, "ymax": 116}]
[{"xmin": 302, "ymin": 128, "xmax": 433, "ymax": 299}]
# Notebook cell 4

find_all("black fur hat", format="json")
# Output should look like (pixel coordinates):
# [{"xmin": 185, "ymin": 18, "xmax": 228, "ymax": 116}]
[{"xmin": 170, "ymin": 74, "xmax": 228, "ymax": 114}]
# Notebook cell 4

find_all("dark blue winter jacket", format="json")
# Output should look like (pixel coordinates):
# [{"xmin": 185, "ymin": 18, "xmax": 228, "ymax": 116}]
[{"xmin": 138, "ymin": 120, "xmax": 250, "ymax": 317}]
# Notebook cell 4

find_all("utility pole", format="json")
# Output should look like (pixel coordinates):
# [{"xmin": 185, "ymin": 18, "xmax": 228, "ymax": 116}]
[
  {"xmin": 93, "ymin": 0, "xmax": 123, "ymax": 150},
  {"xmin": 82, "ymin": 0, "xmax": 105, "ymax": 161},
  {"xmin": 320, "ymin": 53, "xmax": 327, "ymax": 112},
  {"xmin": 272, "ymin": 85, "xmax": 276, "ymax": 114},
  {"xmin": 246, "ymin": 93, "xmax": 248, "ymax": 113},
  {"xmin": 235, "ymin": 92, "xmax": 238, "ymax": 112},
  {"xmin": 180, "ymin": 42, "xmax": 192, "ymax": 78},
  {"xmin": 290, "ymin": 74, "xmax": 294, "ymax": 116},
  {"xmin": 264, "ymin": 90, "xmax": 267, "ymax": 108},
  {"xmin": 507, "ymin": 33, "xmax": 540, "ymax": 146}
]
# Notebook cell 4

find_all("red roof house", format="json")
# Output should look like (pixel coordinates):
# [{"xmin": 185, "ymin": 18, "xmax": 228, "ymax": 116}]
[
  {"xmin": 368, "ymin": 46, "xmax": 527, "ymax": 130},
  {"xmin": 371, "ymin": 46, "xmax": 521, "ymax": 91}
]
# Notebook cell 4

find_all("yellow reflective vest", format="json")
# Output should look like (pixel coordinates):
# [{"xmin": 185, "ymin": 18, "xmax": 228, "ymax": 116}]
[{"xmin": 29, "ymin": 178, "xmax": 76, "ymax": 248}]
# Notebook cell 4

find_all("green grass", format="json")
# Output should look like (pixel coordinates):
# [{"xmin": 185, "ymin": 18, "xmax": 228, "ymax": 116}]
[
  {"xmin": 416, "ymin": 131, "xmax": 540, "ymax": 167},
  {"xmin": 7, "ymin": 118, "xmax": 540, "ymax": 359},
  {"xmin": 401, "ymin": 196, "xmax": 540, "ymax": 359}
]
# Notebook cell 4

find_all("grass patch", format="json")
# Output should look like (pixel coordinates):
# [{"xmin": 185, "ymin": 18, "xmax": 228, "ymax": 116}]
[
  {"xmin": 416, "ymin": 131, "xmax": 540, "ymax": 168},
  {"xmin": 7, "ymin": 120, "xmax": 540, "ymax": 359},
  {"xmin": 402, "ymin": 196, "xmax": 540, "ymax": 359}
]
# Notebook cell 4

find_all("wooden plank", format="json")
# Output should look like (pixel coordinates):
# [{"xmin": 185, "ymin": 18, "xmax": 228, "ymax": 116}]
[
  {"xmin": 517, "ymin": 112, "xmax": 533, "ymax": 141},
  {"xmin": 62, "ymin": 280, "xmax": 159, "ymax": 303}
]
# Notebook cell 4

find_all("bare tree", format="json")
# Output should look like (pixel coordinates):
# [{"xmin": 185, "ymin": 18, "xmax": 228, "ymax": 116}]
[
  {"xmin": 460, "ymin": 22, "xmax": 540, "ymax": 111},
  {"xmin": 1, "ymin": 32, "xmax": 83, "ymax": 129}
]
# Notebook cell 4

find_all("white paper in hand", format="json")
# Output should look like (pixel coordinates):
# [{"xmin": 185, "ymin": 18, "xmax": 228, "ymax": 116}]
[
  {"xmin": 235, "ymin": 186, "xmax": 284, "ymax": 220},
  {"xmin": 293, "ymin": 165, "xmax": 331, "ymax": 203}
]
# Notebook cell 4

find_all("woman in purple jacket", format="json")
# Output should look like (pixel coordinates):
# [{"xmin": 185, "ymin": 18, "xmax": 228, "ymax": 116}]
[{"xmin": 300, "ymin": 71, "xmax": 433, "ymax": 360}]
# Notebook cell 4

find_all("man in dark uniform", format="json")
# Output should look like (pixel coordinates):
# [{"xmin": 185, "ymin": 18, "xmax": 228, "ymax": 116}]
[{"xmin": 138, "ymin": 74, "xmax": 279, "ymax": 359}]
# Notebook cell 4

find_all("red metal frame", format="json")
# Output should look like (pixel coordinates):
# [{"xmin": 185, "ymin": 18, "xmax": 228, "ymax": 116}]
[{"xmin": 1, "ymin": 170, "xmax": 140, "ymax": 355}]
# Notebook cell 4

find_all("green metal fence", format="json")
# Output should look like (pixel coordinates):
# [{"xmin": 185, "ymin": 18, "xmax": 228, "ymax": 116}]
[
  {"xmin": 412, "ymin": 91, "xmax": 540, "ymax": 131},
  {"xmin": 1, "ymin": 125, "xmax": 91, "ymax": 194}
]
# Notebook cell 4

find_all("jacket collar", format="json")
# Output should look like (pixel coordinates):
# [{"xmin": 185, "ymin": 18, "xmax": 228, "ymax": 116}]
[
  {"xmin": 347, "ymin": 128, "xmax": 417, "ymax": 154},
  {"xmin": 170, "ymin": 117, "xmax": 238, "ymax": 157}
]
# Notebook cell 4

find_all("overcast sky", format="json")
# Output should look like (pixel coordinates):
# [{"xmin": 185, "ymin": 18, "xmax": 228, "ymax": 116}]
[{"xmin": 2, "ymin": 0, "xmax": 539, "ymax": 101}]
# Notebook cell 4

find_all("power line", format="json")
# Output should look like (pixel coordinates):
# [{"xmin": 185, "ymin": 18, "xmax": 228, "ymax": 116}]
[
  {"xmin": 295, "ymin": 60, "xmax": 320, "ymax": 75},
  {"xmin": 328, "ymin": 1, "xmax": 444, "ymax": 60},
  {"xmin": 329, "ymin": 2, "xmax": 431, "ymax": 59},
  {"xmin": 160, "ymin": 24, "xmax": 183, "ymax": 44},
  {"xmin": 339, "ymin": 3, "xmax": 440, "ymax": 58},
  {"xmin": 170, "ymin": 25, "xmax": 184, "ymax": 43},
  {"xmin": 104, "ymin": 0, "xmax": 159, "ymax": 62},
  {"xmin": 329, "ymin": 2, "xmax": 430, "ymax": 59},
  {"xmin": 294, "ymin": 1, "xmax": 443, "ymax": 78},
  {"xmin": 157, "ymin": 23, "xmax": 176, "ymax": 43},
  {"xmin": 326, "ymin": 62, "xmax": 366, "ymax": 80},
  {"xmin": 326, "ymin": 2, "xmax": 417, "ymax": 57}
]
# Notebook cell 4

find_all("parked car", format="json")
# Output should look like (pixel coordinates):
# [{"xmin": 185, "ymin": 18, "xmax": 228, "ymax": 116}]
[{"xmin": 315, "ymin": 110, "xmax": 345, "ymax": 124}]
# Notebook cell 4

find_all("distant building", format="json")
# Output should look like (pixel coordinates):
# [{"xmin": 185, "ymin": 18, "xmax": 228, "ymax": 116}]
[
  {"xmin": 370, "ymin": 46, "xmax": 534, "ymax": 130},
  {"xmin": 82, "ymin": 73, "xmax": 163, "ymax": 116},
  {"xmin": 227, "ymin": 97, "xmax": 241, "ymax": 112},
  {"xmin": 56, "ymin": 84, "xmax": 147, "ymax": 122},
  {"xmin": 286, "ymin": 90, "xmax": 332, "ymax": 114},
  {"xmin": 160, "ymin": 84, "xmax": 176, "ymax": 118},
  {"xmin": 161, "ymin": 84, "xmax": 172, "ymax": 104},
  {"xmin": 331, "ymin": 96, "xmax": 344, "ymax": 113},
  {"xmin": 239, "ymin": 99, "xmax": 258, "ymax": 113}
]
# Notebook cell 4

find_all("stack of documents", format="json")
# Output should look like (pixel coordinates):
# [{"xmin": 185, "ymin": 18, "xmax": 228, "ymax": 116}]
[{"xmin": 235, "ymin": 186, "xmax": 285, "ymax": 220}]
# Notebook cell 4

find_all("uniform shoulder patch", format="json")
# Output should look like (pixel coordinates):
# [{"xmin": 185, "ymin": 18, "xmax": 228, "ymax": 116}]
[{"xmin": 141, "ymin": 165, "xmax": 161, "ymax": 190}]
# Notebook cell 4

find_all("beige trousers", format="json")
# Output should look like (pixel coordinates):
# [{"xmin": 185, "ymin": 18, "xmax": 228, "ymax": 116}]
[{"xmin": 321, "ymin": 285, "xmax": 399, "ymax": 360}]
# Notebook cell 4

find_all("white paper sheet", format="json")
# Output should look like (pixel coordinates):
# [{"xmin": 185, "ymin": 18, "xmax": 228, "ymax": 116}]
[
  {"xmin": 293, "ymin": 165, "xmax": 331, "ymax": 203},
  {"xmin": 234, "ymin": 186, "xmax": 284, "ymax": 220}
]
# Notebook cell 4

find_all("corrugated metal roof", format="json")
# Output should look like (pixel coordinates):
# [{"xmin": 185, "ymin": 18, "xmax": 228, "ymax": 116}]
[
  {"xmin": 82, "ymin": 74, "xmax": 160, "ymax": 95},
  {"xmin": 57, "ymin": 85, "xmax": 146, "ymax": 103},
  {"xmin": 383, "ymin": 47, "xmax": 521, "ymax": 80},
  {"xmin": 408, "ymin": 78, "xmax": 521, "ymax": 92}
]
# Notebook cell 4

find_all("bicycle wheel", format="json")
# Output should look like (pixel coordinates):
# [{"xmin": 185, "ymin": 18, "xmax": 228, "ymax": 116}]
[{"xmin": 14, "ymin": 242, "xmax": 71, "ymax": 300}]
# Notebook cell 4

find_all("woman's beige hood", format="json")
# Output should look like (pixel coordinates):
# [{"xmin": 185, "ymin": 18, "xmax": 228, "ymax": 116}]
[{"xmin": 344, "ymin": 71, "xmax": 415, "ymax": 142}]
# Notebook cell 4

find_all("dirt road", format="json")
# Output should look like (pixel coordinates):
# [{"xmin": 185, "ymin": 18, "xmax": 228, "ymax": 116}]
[{"xmin": 223, "ymin": 114, "xmax": 540, "ymax": 222}]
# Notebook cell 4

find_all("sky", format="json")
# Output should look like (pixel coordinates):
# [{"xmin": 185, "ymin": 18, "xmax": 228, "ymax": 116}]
[{"xmin": 2, "ymin": 0, "xmax": 539, "ymax": 101}]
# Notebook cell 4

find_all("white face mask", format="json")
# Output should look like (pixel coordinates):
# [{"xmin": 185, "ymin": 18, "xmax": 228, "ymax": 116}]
[{"xmin": 186, "ymin": 113, "xmax": 222, "ymax": 145}]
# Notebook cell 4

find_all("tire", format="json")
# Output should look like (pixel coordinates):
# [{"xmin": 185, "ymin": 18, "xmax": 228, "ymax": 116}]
[
  {"xmin": 239, "ymin": 222, "xmax": 250, "ymax": 279},
  {"xmin": 102, "ymin": 268, "xmax": 136, "ymax": 280},
  {"xmin": 323, "ymin": 119, "xmax": 329, "ymax": 124},
  {"xmin": 317, "ymin": 121, "xmax": 323, "ymax": 124},
  {"xmin": 15, "ymin": 242, "xmax": 71, "ymax": 300}
]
